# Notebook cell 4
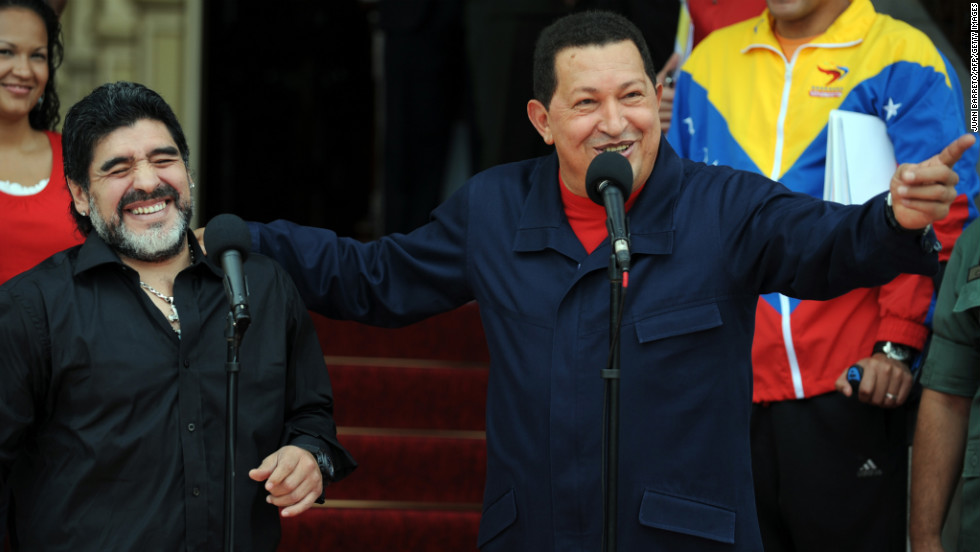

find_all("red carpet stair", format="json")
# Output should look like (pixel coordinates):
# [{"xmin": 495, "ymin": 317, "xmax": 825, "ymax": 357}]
[{"xmin": 278, "ymin": 302, "xmax": 489, "ymax": 551}]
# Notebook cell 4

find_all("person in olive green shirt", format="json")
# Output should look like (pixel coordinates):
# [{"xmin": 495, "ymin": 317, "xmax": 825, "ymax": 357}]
[{"xmin": 910, "ymin": 220, "xmax": 980, "ymax": 552}]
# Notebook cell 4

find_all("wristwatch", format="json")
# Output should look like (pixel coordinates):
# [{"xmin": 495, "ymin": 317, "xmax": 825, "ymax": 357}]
[
  {"xmin": 884, "ymin": 192, "xmax": 943, "ymax": 255},
  {"xmin": 298, "ymin": 445, "xmax": 336, "ymax": 503},
  {"xmin": 884, "ymin": 192, "xmax": 931, "ymax": 236},
  {"xmin": 872, "ymin": 341, "xmax": 915, "ymax": 366}
]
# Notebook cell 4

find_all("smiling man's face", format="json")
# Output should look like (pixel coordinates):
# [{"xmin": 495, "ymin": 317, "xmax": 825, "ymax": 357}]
[
  {"xmin": 69, "ymin": 118, "xmax": 193, "ymax": 262},
  {"xmin": 527, "ymin": 39, "xmax": 662, "ymax": 197}
]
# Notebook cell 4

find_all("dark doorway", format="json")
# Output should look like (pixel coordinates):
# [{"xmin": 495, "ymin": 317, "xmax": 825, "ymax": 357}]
[{"xmin": 200, "ymin": 1, "xmax": 376, "ymax": 238}]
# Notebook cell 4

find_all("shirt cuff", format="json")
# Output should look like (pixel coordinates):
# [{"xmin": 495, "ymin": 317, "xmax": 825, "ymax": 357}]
[{"xmin": 875, "ymin": 317, "xmax": 930, "ymax": 350}]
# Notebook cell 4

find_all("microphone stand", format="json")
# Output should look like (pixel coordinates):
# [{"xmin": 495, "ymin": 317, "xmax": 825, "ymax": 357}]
[
  {"xmin": 602, "ymin": 255, "xmax": 627, "ymax": 552},
  {"xmin": 224, "ymin": 312, "xmax": 248, "ymax": 552}
]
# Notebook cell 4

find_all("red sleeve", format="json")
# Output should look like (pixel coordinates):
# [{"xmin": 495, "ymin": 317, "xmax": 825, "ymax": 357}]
[{"xmin": 875, "ymin": 273, "xmax": 933, "ymax": 350}]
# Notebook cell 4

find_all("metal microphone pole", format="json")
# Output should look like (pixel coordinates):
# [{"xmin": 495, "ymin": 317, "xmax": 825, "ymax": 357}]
[
  {"xmin": 602, "ymin": 254, "xmax": 626, "ymax": 552},
  {"xmin": 224, "ymin": 312, "xmax": 247, "ymax": 552}
]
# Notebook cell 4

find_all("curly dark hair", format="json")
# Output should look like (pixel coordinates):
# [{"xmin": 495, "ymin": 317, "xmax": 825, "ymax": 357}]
[
  {"xmin": 532, "ymin": 10, "xmax": 657, "ymax": 110},
  {"xmin": 1, "ymin": 0, "xmax": 63, "ymax": 130}
]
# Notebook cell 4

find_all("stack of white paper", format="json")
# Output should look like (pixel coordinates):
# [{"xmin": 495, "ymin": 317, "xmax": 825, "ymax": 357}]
[{"xmin": 823, "ymin": 109, "xmax": 897, "ymax": 205}]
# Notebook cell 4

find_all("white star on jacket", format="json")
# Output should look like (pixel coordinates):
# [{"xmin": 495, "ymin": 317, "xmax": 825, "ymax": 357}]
[{"xmin": 883, "ymin": 97, "xmax": 902, "ymax": 121}]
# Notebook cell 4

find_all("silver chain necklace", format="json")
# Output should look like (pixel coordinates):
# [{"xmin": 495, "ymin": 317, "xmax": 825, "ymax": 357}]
[
  {"xmin": 137, "ymin": 247, "xmax": 195, "ymax": 338},
  {"xmin": 140, "ymin": 281, "xmax": 181, "ymax": 337}
]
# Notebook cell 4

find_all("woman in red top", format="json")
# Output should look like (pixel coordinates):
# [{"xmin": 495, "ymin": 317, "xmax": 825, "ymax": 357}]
[{"xmin": 0, "ymin": 0, "xmax": 82, "ymax": 285}]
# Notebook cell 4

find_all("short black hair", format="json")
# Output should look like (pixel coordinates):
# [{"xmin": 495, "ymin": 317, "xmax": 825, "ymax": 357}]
[
  {"xmin": 62, "ymin": 82, "xmax": 190, "ymax": 235},
  {"xmin": 0, "ymin": 0, "xmax": 63, "ymax": 130},
  {"xmin": 532, "ymin": 10, "xmax": 657, "ymax": 109}
]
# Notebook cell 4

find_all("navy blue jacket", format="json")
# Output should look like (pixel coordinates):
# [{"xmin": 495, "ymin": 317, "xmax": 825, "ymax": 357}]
[{"xmin": 251, "ymin": 138, "xmax": 938, "ymax": 551}]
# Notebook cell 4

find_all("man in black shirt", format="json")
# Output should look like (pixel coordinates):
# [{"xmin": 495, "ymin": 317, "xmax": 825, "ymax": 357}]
[{"xmin": 0, "ymin": 81, "xmax": 354, "ymax": 551}]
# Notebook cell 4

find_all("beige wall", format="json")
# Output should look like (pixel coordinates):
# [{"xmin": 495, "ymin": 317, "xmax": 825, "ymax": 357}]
[{"xmin": 57, "ymin": 0, "xmax": 203, "ymax": 223}]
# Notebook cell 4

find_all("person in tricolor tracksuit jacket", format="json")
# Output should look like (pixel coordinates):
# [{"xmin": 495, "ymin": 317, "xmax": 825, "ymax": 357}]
[{"xmin": 667, "ymin": 1, "xmax": 979, "ymax": 550}]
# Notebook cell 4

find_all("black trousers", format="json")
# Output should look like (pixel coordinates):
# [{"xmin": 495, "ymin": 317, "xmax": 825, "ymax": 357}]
[{"xmin": 751, "ymin": 393, "xmax": 910, "ymax": 552}]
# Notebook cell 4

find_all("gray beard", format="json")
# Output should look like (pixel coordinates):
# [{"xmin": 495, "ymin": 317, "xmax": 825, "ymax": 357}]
[{"xmin": 88, "ymin": 196, "xmax": 194, "ymax": 262}]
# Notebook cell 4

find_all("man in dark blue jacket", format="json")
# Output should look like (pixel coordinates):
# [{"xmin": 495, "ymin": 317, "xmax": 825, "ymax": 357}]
[{"xmin": 236, "ymin": 11, "xmax": 971, "ymax": 552}]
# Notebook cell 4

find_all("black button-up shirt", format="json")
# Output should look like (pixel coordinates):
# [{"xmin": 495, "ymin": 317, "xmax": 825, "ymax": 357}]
[{"xmin": 0, "ymin": 232, "xmax": 354, "ymax": 551}]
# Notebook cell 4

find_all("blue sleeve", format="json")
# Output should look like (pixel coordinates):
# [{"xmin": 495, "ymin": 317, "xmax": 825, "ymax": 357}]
[
  {"xmin": 666, "ymin": 69, "xmax": 693, "ymax": 159},
  {"xmin": 877, "ymin": 56, "xmax": 979, "ymax": 226},
  {"xmin": 247, "ymin": 190, "xmax": 474, "ymax": 326},
  {"xmin": 707, "ymin": 167, "xmax": 942, "ymax": 297},
  {"xmin": 938, "ymin": 52, "xmax": 980, "ymax": 222}
]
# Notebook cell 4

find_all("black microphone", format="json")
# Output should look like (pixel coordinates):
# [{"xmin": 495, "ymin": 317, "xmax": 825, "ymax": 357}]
[
  {"xmin": 204, "ymin": 213, "xmax": 252, "ymax": 332},
  {"xmin": 586, "ymin": 152, "xmax": 634, "ymax": 271}
]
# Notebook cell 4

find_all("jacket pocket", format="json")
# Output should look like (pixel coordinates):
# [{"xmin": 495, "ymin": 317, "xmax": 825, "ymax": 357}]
[
  {"xmin": 477, "ymin": 488, "xmax": 517, "ymax": 548},
  {"xmin": 953, "ymin": 275, "xmax": 980, "ymax": 314},
  {"xmin": 634, "ymin": 302, "xmax": 723, "ymax": 343},
  {"xmin": 638, "ymin": 488, "xmax": 736, "ymax": 544}
]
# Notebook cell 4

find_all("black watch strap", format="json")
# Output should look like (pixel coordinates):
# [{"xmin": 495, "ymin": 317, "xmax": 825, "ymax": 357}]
[
  {"xmin": 296, "ymin": 444, "xmax": 336, "ymax": 503},
  {"xmin": 885, "ymin": 193, "xmax": 943, "ymax": 254},
  {"xmin": 884, "ymin": 193, "xmax": 930, "ymax": 235}
]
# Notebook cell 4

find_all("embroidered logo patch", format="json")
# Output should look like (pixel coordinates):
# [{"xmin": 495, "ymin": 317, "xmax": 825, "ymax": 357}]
[
  {"xmin": 967, "ymin": 265, "xmax": 980, "ymax": 282},
  {"xmin": 810, "ymin": 64, "xmax": 848, "ymax": 97},
  {"xmin": 817, "ymin": 64, "xmax": 849, "ymax": 85}
]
